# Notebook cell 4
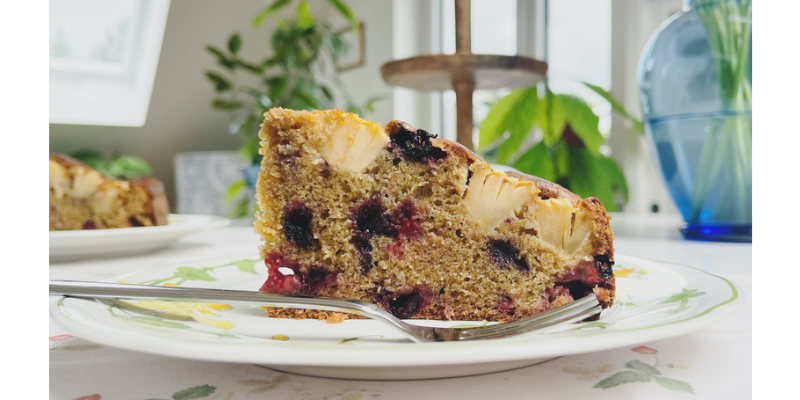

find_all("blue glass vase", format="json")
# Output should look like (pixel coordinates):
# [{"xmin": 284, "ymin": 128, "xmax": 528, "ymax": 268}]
[
  {"xmin": 638, "ymin": 0, "xmax": 752, "ymax": 242},
  {"xmin": 243, "ymin": 163, "xmax": 261, "ymax": 190}
]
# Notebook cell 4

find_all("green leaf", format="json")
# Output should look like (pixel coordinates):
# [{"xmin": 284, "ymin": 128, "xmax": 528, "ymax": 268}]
[
  {"xmin": 659, "ymin": 289, "xmax": 705, "ymax": 304},
  {"xmin": 205, "ymin": 71, "xmax": 233, "ymax": 92},
  {"xmin": 594, "ymin": 370, "xmax": 651, "ymax": 389},
  {"xmin": 553, "ymin": 141, "xmax": 570, "ymax": 178},
  {"xmin": 291, "ymin": 88, "xmax": 319, "ymax": 109},
  {"xmin": 227, "ymin": 33, "xmax": 242, "ymax": 54},
  {"xmin": 512, "ymin": 141, "xmax": 556, "ymax": 182},
  {"xmin": 266, "ymin": 76, "xmax": 288, "ymax": 101},
  {"xmin": 595, "ymin": 155, "xmax": 629, "ymax": 202},
  {"xmin": 239, "ymin": 136, "xmax": 262, "ymax": 163},
  {"xmin": 297, "ymin": 1, "xmax": 314, "ymax": 30},
  {"xmin": 582, "ymin": 81, "xmax": 644, "ymax": 134},
  {"xmin": 172, "ymin": 384, "xmax": 217, "ymax": 400},
  {"xmin": 230, "ymin": 259, "xmax": 260, "ymax": 275},
  {"xmin": 224, "ymin": 180, "xmax": 247, "ymax": 204},
  {"xmin": 229, "ymin": 197, "xmax": 253, "ymax": 218},
  {"xmin": 564, "ymin": 145, "xmax": 616, "ymax": 211},
  {"xmin": 238, "ymin": 59, "xmax": 265, "ymax": 74},
  {"xmin": 653, "ymin": 376, "xmax": 695, "ymax": 394},
  {"xmin": 320, "ymin": 85, "xmax": 334, "ymax": 102},
  {"xmin": 537, "ymin": 89, "xmax": 567, "ymax": 145},
  {"xmin": 558, "ymin": 94, "xmax": 603, "ymax": 156},
  {"xmin": 68, "ymin": 149, "xmax": 107, "ymax": 172},
  {"xmin": 204, "ymin": 45, "xmax": 237, "ymax": 70},
  {"xmin": 251, "ymin": 0, "xmax": 292, "ymax": 27},
  {"xmin": 624, "ymin": 360, "xmax": 660, "ymax": 376},
  {"xmin": 478, "ymin": 87, "xmax": 538, "ymax": 151},
  {"xmin": 327, "ymin": 0, "xmax": 358, "ymax": 30},
  {"xmin": 106, "ymin": 155, "xmax": 153, "ymax": 179},
  {"xmin": 259, "ymin": 57, "xmax": 280, "ymax": 71},
  {"xmin": 212, "ymin": 99, "xmax": 245, "ymax": 111},
  {"xmin": 363, "ymin": 95, "xmax": 386, "ymax": 113},
  {"xmin": 174, "ymin": 267, "xmax": 216, "ymax": 282},
  {"xmin": 497, "ymin": 91, "xmax": 539, "ymax": 164}
]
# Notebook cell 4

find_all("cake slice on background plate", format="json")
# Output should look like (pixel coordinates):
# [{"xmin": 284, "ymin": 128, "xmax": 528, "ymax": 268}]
[
  {"xmin": 49, "ymin": 153, "xmax": 169, "ymax": 231},
  {"xmin": 255, "ymin": 108, "xmax": 614, "ymax": 322}
]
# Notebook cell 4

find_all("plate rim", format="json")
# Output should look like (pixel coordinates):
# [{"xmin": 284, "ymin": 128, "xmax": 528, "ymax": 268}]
[
  {"xmin": 50, "ymin": 253, "xmax": 744, "ymax": 367},
  {"xmin": 49, "ymin": 213, "xmax": 230, "ymax": 239}
]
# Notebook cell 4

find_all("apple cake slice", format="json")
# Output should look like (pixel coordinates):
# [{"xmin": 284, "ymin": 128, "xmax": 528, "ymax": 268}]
[
  {"xmin": 255, "ymin": 108, "xmax": 615, "ymax": 322},
  {"xmin": 49, "ymin": 153, "xmax": 169, "ymax": 231}
]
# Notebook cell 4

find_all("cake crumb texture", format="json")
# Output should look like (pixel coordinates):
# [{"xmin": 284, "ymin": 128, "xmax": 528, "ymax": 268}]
[{"xmin": 255, "ymin": 108, "xmax": 614, "ymax": 322}]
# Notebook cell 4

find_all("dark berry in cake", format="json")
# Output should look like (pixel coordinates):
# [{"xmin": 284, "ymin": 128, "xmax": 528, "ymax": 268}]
[
  {"xmin": 81, "ymin": 220, "xmax": 97, "ymax": 230},
  {"xmin": 351, "ymin": 235, "xmax": 375, "ymax": 275},
  {"xmin": 487, "ymin": 239, "xmax": 530, "ymax": 272},
  {"xmin": 391, "ymin": 199, "xmax": 422, "ymax": 238},
  {"xmin": 303, "ymin": 266, "xmax": 338, "ymax": 295},
  {"xmin": 377, "ymin": 287, "xmax": 433, "ymax": 319},
  {"xmin": 352, "ymin": 196, "xmax": 396, "ymax": 238},
  {"xmin": 260, "ymin": 253, "xmax": 337, "ymax": 295},
  {"xmin": 495, "ymin": 296, "xmax": 517, "ymax": 315},
  {"xmin": 260, "ymin": 253, "xmax": 302, "ymax": 294},
  {"xmin": 128, "ymin": 216, "xmax": 144, "ymax": 227},
  {"xmin": 283, "ymin": 203, "xmax": 317, "ymax": 249},
  {"xmin": 389, "ymin": 124, "xmax": 447, "ymax": 162}
]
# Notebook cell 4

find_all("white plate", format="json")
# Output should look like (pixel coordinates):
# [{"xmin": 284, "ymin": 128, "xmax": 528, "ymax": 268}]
[
  {"xmin": 49, "ymin": 214, "xmax": 230, "ymax": 262},
  {"xmin": 50, "ymin": 254, "xmax": 743, "ymax": 380}
]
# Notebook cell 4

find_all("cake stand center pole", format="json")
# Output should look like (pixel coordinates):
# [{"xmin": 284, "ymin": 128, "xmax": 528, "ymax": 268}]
[
  {"xmin": 454, "ymin": 0, "xmax": 475, "ymax": 150},
  {"xmin": 455, "ymin": 0, "xmax": 471, "ymax": 55}
]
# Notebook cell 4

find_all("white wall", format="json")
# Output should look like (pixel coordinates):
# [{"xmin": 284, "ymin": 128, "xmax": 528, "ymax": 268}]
[{"xmin": 329, "ymin": 0, "xmax": 395, "ymax": 126}]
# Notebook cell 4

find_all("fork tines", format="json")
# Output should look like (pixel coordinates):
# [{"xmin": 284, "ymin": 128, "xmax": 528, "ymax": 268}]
[{"xmin": 459, "ymin": 294, "xmax": 602, "ymax": 340}]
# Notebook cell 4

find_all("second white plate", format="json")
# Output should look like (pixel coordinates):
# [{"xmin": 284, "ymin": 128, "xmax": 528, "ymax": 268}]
[
  {"xmin": 49, "ymin": 214, "xmax": 230, "ymax": 262},
  {"xmin": 50, "ymin": 254, "xmax": 743, "ymax": 379}
]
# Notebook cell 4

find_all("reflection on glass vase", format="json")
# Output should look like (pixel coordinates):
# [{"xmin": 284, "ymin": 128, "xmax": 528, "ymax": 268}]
[{"xmin": 638, "ymin": 0, "xmax": 752, "ymax": 242}]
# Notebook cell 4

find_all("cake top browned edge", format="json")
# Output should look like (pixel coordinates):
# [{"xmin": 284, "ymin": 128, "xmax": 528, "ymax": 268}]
[{"xmin": 384, "ymin": 120, "xmax": 582, "ymax": 204}]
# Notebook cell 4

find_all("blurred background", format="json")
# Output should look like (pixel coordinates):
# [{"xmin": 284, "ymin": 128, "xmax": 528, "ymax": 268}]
[{"xmin": 49, "ymin": 0, "xmax": 697, "ymax": 223}]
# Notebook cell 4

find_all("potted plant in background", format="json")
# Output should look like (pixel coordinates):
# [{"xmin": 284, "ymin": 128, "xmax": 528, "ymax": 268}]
[
  {"xmin": 478, "ymin": 82, "xmax": 643, "ymax": 212},
  {"xmin": 68, "ymin": 149, "xmax": 154, "ymax": 179},
  {"xmin": 205, "ymin": 0, "xmax": 378, "ymax": 217}
]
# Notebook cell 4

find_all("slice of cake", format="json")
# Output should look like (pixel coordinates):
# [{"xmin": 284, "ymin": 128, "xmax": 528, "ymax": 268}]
[
  {"xmin": 49, "ymin": 153, "xmax": 169, "ymax": 231},
  {"xmin": 255, "ymin": 108, "xmax": 614, "ymax": 322}
]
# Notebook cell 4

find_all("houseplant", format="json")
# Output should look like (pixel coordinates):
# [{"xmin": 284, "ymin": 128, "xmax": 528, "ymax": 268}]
[
  {"xmin": 205, "ymin": 0, "xmax": 375, "ymax": 217},
  {"xmin": 68, "ymin": 149, "xmax": 153, "ymax": 179},
  {"xmin": 478, "ymin": 82, "xmax": 642, "ymax": 212}
]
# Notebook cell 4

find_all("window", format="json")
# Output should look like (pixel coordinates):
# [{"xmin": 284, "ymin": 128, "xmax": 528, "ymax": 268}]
[
  {"xmin": 393, "ymin": 0, "xmax": 680, "ymax": 215},
  {"xmin": 49, "ymin": 0, "xmax": 170, "ymax": 127},
  {"xmin": 434, "ymin": 0, "xmax": 612, "ymax": 146}
]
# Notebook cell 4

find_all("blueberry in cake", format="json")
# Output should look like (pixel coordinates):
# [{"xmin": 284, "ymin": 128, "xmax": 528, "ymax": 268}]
[
  {"xmin": 49, "ymin": 153, "xmax": 169, "ymax": 231},
  {"xmin": 255, "ymin": 108, "xmax": 615, "ymax": 322}
]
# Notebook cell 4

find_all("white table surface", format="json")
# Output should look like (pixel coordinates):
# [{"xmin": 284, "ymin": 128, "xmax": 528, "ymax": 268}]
[{"xmin": 48, "ymin": 213, "xmax": 752, "ymax": 399}]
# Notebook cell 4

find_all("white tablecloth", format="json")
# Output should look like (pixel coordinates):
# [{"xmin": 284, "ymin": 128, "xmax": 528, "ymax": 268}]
[{"xmin": 49, "ymin": 214, "xmax": 752, "ymax": 399}]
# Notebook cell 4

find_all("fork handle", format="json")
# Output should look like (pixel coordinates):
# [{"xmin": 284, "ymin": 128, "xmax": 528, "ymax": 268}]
[{"xmin": 50, "ymin": 280, "xmax": 378, "ymax": 317}]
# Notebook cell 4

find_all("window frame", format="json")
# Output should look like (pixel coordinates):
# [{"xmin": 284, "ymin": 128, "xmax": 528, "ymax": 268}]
[{"xmin": 49, "ymin": 0, "xmax": 171, "ymax": 127}]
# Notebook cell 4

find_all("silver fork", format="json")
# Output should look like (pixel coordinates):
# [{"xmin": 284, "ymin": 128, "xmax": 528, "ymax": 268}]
[{"xmin": 50, "ymin": 280, "xmax": 603, "ymax": 343}]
